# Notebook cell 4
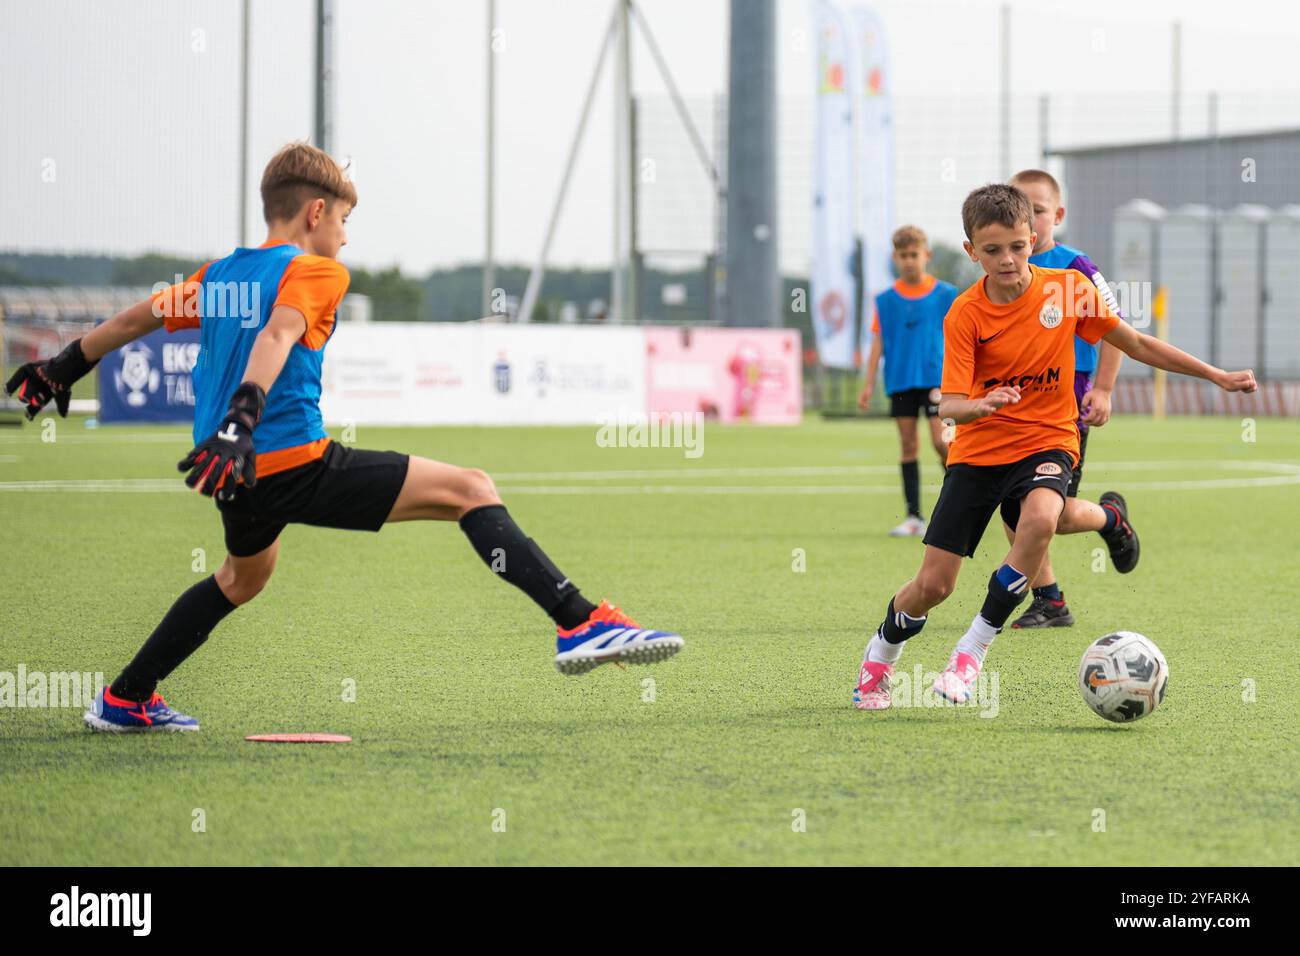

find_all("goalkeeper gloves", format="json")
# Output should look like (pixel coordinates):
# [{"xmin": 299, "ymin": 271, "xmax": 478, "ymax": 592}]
[
  {"xmin": 178, "ymin": 382, "xmax": 265, "ymax": 501},
  {"xmin": 4, "ymin": 338, "xmax": 99, "ymax": 420}
]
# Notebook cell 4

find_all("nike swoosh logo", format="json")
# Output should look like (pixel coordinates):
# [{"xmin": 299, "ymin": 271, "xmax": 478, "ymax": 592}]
[
  {"xmin": 1088, "ymin": 672, "xmax": 1122, "ymax": 688},
  {"xmin": 978, "ymin": 331, "xmax": 1004, "ymax": 344},
  {"xmin": 557, "ymin": 578, "xmax": 570, "ymax": 590},
  {"xmin": 1032, "ymin": 475, "xmax": 1057, "ymax": 482}
]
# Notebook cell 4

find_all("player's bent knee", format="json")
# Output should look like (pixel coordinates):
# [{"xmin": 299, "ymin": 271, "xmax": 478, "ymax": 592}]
[
  {"xmin": 215, "ymin": 572, "xmax": 269, "ymax": 606},
  {"xmin": 224, "ymin": 577, "xmax": 268, "ymax": 606},
  {"xmin": 915, "ymin": 573, "xmax": 955, "ymax": 607},
  {"xmin": 216, "ymin": 553, "xmax": 276, "ymax": 606},
  {"xmin": 455, "ymin": 467, "xmax": 502, "ymax": 515},
  {"xmin": 1016, "ymin": 513, "xmax": 1057, "ymax": 543}
]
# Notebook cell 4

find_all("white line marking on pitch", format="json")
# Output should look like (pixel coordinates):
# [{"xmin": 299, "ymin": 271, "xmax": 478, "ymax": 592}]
[{"xmin": 2, "ymin": 464, "xmax": 1298, "ymax": 494}]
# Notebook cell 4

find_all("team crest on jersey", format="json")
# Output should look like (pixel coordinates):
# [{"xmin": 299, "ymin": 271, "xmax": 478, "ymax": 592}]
[
  {"xmin": 1039, "ymin": 303, "xmax": 1063, "ymax": 329},
  {"xmin": 1035, "ymin": 461, "xmax": 1063, "ymax": 476}
]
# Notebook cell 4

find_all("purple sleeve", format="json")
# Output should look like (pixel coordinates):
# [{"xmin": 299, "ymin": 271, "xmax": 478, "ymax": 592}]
[{"xmin": 1069, "ymin": 253, "xmax": 1125, "ymax": 322}]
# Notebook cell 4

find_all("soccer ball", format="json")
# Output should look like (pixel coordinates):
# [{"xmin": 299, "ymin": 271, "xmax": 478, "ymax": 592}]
[{"xmin": 1077, "ymin": 631, "xmax": 1169, "ymax": 723}]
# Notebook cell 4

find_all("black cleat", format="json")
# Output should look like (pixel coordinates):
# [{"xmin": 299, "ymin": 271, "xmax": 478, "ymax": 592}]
[
  {"xmin": 1099, "ymin": 491, "xmax": 1139, "ymax": 573},
  {"xmin": 1010, "ymin": 595, "xmax": 1076, "ymax": 628}
]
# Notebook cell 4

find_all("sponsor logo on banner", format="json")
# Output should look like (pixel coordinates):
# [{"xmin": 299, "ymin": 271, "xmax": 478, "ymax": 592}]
[
  {"xmin": 115, "ymin": 342, "xmax": 162, "ymax": 407},
  {"xmin": 98, "ymin": 326, "xmax": 200, "ymax": 423},
  {"xmin": 494, "ymin": 352, "xmax": 512, "ymax": 394}
]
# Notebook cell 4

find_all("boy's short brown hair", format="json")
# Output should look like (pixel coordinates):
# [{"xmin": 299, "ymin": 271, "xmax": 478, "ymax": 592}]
[
  {"xmin": 260, "ymin": 142, "xmax": 357, "ymax": 224},
  {"xmin": 892, "ymin": 225, "xmax": 928, "ymax": 250},
  {"xmin": 961, "ymin": 184, "xmax": 1033, "ymax": 239},
  {"xmin": 1008, "ymin": 168, "xmax": 1061, "ymax": 202}
]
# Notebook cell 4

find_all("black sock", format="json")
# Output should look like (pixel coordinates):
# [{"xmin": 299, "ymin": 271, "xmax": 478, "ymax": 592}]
[
  {"xmin": 110, "ymin": 576, "xmax": 237, "ymax": 702},
  {"xmin": 879, "ymin": 597, "xmax": 927, "ymax": 644},
  {"xmin": 900, "ymin": 460, "xmax": 921, "ymax": 518},
  {"xmin": 1033, "ymin": 583, "xmax": 1063, "ymax": 602},
  {"xmin": 979, "ymin": 566, "xmax": 1030, "ymax": 630},
  {"xmin": 459, "ymin": 504, "xmax": 596, "ymax": 629}
]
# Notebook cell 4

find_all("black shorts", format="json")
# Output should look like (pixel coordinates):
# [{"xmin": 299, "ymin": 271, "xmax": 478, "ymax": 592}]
[
  {"xmin": 889, "ymin": 388, "xmax": 940, "ymax": 418},
  {"xmin": 1067, "ymin": 428, "xmax": 1089, "ymax": 498},
  {"xmin": 216, "ymin": 440, "xmax": 411, "ymax": 557},
  {"xmin": 922, "ymin": 449, "xmax": 1075, "ymax": 558}
]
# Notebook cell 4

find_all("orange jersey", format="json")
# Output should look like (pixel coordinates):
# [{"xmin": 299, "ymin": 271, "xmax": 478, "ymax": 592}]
[{"xmin": 941, "ymin": 265, "xmax": 1119, "ymax": 467}]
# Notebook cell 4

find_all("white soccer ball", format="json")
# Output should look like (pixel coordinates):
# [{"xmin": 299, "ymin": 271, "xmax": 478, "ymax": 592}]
[{"xmin": 1077, "ymin": 631, "xmax": 1169, "ymax": 723}]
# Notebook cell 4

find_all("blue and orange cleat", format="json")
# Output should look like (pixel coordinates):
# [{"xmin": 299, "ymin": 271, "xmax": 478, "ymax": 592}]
[
  {"xmin": 554, "ymin": 600, "xmax": 684, "ymax": 675},
  {"xmin": 83, "ymin": 688, "xmax": 200, "ymax": 733}
]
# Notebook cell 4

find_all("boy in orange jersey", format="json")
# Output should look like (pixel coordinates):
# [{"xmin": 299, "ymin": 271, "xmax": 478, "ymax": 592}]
[
  {"xmin": 853, "ymin": 184, "xmax": 1255, "ymax": 711},
  {"xmin": 6, "ymin": 143, "xmax": 682, "ymax": 732}
]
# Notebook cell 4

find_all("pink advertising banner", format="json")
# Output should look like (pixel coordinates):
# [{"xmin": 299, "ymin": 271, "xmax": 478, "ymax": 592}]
[{"xmin": 645, "ymin": 327, "xmax": 803, "ymax": 424}]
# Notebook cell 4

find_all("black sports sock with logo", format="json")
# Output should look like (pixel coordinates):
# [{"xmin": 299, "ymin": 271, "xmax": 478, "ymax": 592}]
[
  {"xmin": 1033, "ymin": 582, "xmax": 1063, "ymax": 602},
  {"xmin": 900, "ymin": 460, "xmax": 921, "ymax": 518},
  {"xmin": 879, "ymin": 596, "xmax": 927, "ymax": 644},
  {"xmin": 459, "ymin": 504, "xmax": 597, "ymax": 629},
  {"xmin": 110, "ymin": 576, "xmax": 237, "ymax": 702}
]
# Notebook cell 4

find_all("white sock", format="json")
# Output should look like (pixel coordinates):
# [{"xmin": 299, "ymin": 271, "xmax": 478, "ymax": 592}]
[
  {"xmin": 954, "ymin": 614, "xmax": 998, "ymax": 665},
  {"xmin": 865, "ymin": 631, "xmax": 905, "ymax": 666}
]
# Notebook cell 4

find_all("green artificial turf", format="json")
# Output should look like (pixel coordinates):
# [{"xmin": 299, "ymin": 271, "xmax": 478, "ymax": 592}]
[{"xmin": 1, "ymin": 414, "xmax": 1297, "ymax": 865}]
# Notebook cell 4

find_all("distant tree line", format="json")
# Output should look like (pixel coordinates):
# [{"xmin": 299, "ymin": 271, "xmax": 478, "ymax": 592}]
[{"xmin": 0, "ymin": 241, "xmax": 978, "ymax": 329}]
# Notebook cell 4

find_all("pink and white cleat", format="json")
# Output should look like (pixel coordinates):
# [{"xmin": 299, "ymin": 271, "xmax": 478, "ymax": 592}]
[
  {"xmin": 853, "ymin": 660, "xmax": 895, "ymax": 711},
  {"xmin": 932, "ymin": 650, "xmax": 981, "ymax": 704}
]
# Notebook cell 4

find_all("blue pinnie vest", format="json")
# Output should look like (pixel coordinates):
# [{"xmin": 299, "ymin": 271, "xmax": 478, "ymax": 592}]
[
  {"xmin": 191, "ymin": 244, "xmax": 335, "ymax": 452},
  {"xmin": 875, "ymin": 280, "xmax": 958, "ymax": 395}
]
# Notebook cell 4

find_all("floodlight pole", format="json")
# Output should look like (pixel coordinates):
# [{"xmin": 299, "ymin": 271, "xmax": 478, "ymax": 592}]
[
  {"xmin": 518, "ymin": 9, "xmax": 618, "ymax": 325},
  {"xmin": 520, "ymin": 0, "xmax": 708, "ymax": 327},
  {"xmin": 611, "ymin": 0, "xmax": 636, "ymax": 324},
  {"xmin": 1171, "ymin": 21, "xmax": 1182, "ymax": 140},
  {"xmin": 314, "ymin": 0, "xmax": 334, "ymax": 154},
  {"xmin": 998, "ymin": 4, "xmax": 1010, "ymax": 179},
  {"xmin": 630, "ymin": 1, "xmax": 721, "ymax": 190},
  {"xmin": 238, "ymin": 0, "xmax": 250, "ymax": 247},
  {"xmin": 483, "ymin": 0, "xmax": 497, "ymax": 316}
]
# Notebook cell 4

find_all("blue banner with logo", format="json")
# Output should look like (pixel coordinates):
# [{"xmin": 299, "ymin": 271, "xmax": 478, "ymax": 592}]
[{"xmin": 97, "ymin": 325, "xmax": 201, "ymax": 424}]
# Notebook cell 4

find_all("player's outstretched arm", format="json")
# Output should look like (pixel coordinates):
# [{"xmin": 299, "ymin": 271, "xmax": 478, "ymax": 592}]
[
  {"xmin": 1101, "ymin": 322, "xmax": 1257, "ymax": 393},
  {"xmin": 4, "ymin": 296, "xmax": 162, "ymax": 420},
  {"xmin": 178, "ymin": 305, "xmax": 307, "ymax": 500}
]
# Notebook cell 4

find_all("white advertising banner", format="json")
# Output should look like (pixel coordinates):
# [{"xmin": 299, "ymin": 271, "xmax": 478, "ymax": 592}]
[
  {"xmin": 319, "ymin": 323, "xmax": 646, "ymax": 426},
  {"xmin": 810, "ymin": 0, "xmax": 859, "ymax": 371},
  {"xmin": 476, "ymin": 325, "xmax": 646, "ymax": 424},
  {"xmin": 320, "ymin": 322, "xmax": 480, "ymax": 425}
]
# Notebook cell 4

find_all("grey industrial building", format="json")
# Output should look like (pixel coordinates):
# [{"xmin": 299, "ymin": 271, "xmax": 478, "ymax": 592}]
[{"xmin": 1048, "ymin": 127, "xmax": 1300, "ymax": 387}]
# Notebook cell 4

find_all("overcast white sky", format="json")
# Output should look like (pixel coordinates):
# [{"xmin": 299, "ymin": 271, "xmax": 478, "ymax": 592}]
[{"xmin": 2, "ymin": 0, "xmax": 1298, "ymax": 275}]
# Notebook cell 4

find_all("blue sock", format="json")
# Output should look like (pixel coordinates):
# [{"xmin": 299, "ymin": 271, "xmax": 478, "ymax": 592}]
[
  {"xmin": 1033, "ymin": 583, "xmax": 1063, "ymax": 602},
  {"xmin": 994, "ymin": 563, "xmax": 1029, "ymax": 595}
]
